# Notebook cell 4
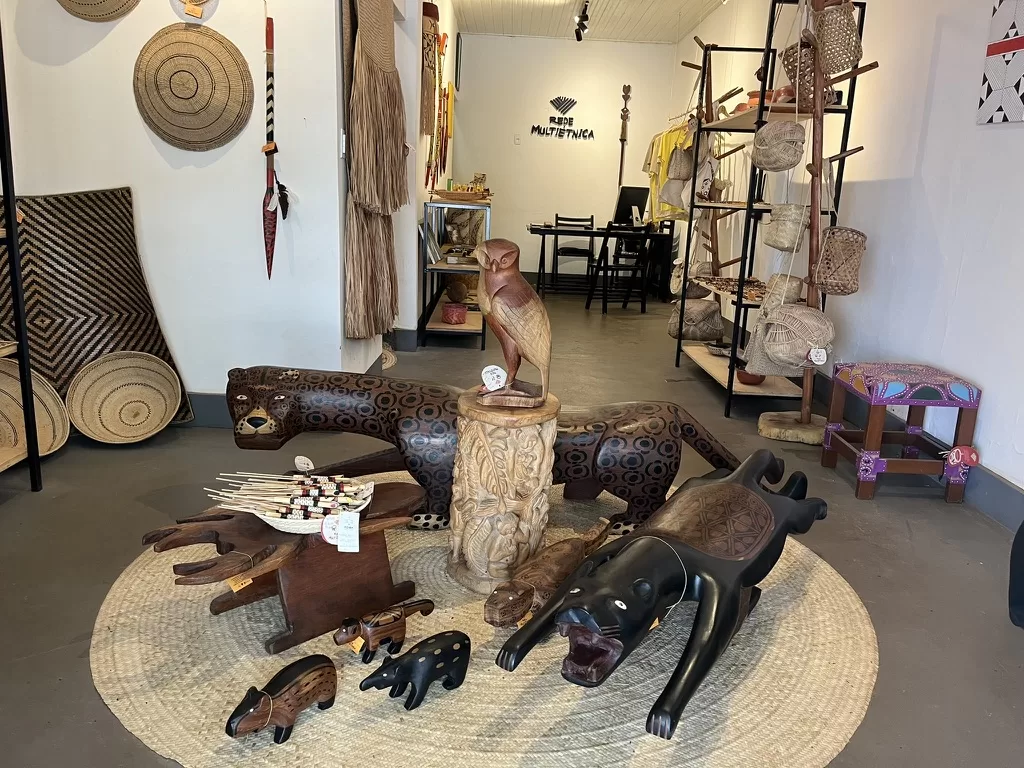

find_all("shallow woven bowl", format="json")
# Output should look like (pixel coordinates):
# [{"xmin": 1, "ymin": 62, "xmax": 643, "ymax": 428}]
[
  {"xmin": 67, "ymin": 352, "xmax": 182, "ymax": 444},
  {"xmin": 251, "ymin": 483, "xmax": 374, "ymax": 534},
  {"xmin": 57, "ymin": 0, "xmax": 140, "ymax": 22},
  {"xmin": 0, "ymin": 360, "xmax": 70, "ymax": 456}
]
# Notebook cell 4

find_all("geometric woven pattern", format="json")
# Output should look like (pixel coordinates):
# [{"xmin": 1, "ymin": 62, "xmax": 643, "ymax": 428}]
[
  {"xmin": 664, "ymin": 484, "xmax": 775, "ymax": 561},
  {"xmin": 0, "ymin": 188, "xmax": 192, "ymax": 422},
  {"xmin": 979, "ymin": 1, "xmax": 1024, "ymax": 123}
]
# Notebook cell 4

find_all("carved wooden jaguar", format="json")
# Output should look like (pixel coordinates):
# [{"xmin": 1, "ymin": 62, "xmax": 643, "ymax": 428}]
[
  {"xmin": 228, "ymin": 367, "xmax": 739, "ymax": 529},
  {"xmin": 496, "ymin": 450, "xmax": 827, "ymax": 741}
]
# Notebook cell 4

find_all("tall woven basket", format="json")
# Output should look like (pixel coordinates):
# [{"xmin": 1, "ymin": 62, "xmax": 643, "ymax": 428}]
[
  {"xmin": 763, "ymin": 305, "xmax": 835, "ymax": 368},
  {"xmin": 781, "ymin": 38, "xmax": 837, "ymax": 112},
  {"xmin": 815, "ymin": 226, "xmax": 867, "ymax": 295},
  {"xmin": 814, "ymin": 2, "xmax": 863, "ymax": 75},
  {"xmin": 752, "ymin": 121, "xmax": 805, "ymax": 172},
  {"xmin": 763, "ymin": 204, "xmax": 809, "ymax": 252}
]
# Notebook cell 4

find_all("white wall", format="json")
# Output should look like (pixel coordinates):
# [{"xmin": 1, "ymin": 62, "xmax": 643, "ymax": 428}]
[
  {"xmin": 679, "ymin": 0, "xmax": 1024, "ymax": 490},
  {"xmin": 453, "ymin": 34, "xmax": 675, "ymax": 273},
  {"xmin": 2, "ymin": 0, "xmax": 351, "ymax": 393}
]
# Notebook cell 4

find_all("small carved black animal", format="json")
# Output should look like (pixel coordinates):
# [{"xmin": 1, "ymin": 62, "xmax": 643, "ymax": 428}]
[
  {"xmin": 359, "ymin": 631, "xmax": 471, "ymax": 711},
  {"xmin": 226, "ymin": 654, "xmax": 337, "ymax": 745}
]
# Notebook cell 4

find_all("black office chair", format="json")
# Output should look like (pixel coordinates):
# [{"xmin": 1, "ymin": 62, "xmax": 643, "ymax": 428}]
[
  {"xmin": 552, "ymin": 213, "xmax": 595, "ymax": 289},
  {"xmin": 585, "ymin": 222, "xmax": 653, "ymax": 315}
]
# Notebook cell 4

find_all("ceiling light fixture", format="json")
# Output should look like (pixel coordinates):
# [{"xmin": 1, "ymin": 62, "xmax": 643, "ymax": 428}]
[{"xmin": 574, "ymin": 1, "xmax": 590, "ymax": 42}]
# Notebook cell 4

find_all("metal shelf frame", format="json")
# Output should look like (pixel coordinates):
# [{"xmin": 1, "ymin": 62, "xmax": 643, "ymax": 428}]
[
  {"xmin": 0, "ymin": 18, "xmax": 42, "ymax": 490},
  {"xmin": 673, "ymin": 0, "xmax": 868, "ymax": 418}
]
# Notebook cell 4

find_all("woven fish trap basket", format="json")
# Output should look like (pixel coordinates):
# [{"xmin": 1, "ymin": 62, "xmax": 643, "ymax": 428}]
[
  {"xmin": 814, "ymin": 2, "xmax": 863, "ymax": 75},
  {"xmin": 763, "ymin": 204, "xmax": 809, "ymax": 252},
  {"xmin": 815, "ymin": 226, "xmax": 866, "ymax": 295},
  {"xmin": 763, "ymin": 305, "xmax": 835, "ymax": 368},
  {"xmin": 752, "ymin": 121, "xmax": 805, "ymax": 172},
  {"xmin": 742, "ymin": 319, "xmax": 803, "ymax": 377},
  {"xmin": 762, "ymin": 272, "xmax": 805, "ymax": 312},
  {"xmin": 781, "ymin": 39, "xmax": 837, "ymax": 112},
  {"xmin": 668, "ymin": 299, "xmax": 724, "ymax": 341}
]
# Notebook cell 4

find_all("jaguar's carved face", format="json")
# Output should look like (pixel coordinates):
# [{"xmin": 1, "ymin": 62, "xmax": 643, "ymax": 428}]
[{"xmin": 227, "ymin": 367, "xmax": 302, "ymax": 449}]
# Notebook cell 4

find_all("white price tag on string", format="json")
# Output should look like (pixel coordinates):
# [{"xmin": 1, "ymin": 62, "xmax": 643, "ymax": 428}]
[
  {"xmin": 336, "ymin": 510, "xmax": 361, "ymax": 553},
  {"xmin": 481, "ymin": 365, "xmax": 507, "ymax": 392},
  {"xmin": 320, "ymin": 515, "xmax": 340, "ymax": 546},
  {"xmin": 808, "ymin": 348, "xmax": 828, "ymax": 366},
  {"xmin": 295, "ymin": 455, "xmax": 315, "ymax": 473}
]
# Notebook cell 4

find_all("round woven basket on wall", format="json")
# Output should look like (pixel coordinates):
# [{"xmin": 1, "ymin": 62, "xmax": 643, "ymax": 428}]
[
  {"xmin": 57, "ymin": 0, "xmax": 140, "ymax": 22},
  {"xmin": 133, "ymin": 23, "xmax": 254, "ymax": 152},
  {"xmin": 0, "ymin": 360, "xmax": 70, "ymax": 456},
  {"xmin": 66, "ymin": 352, "xmax": 182, "ymax": 444}
]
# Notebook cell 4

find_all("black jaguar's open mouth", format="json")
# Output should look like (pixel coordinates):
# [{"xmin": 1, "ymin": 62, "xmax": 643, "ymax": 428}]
[
  {"xmin": 233, "ymin": 433, "xmax": 286, "ymax": 450},
  {"xmin": 557, "ymin": 623, "xmax": 624, "ymax": 686}
]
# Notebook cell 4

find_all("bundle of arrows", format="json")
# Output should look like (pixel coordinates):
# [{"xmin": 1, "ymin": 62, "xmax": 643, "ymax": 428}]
[{"xmin": 205, "ymin": 473, "xmax": 374, "ymax": 520}]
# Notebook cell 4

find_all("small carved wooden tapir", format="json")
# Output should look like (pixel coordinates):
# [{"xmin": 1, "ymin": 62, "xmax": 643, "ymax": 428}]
[
  {"xmin": 333, "ymin": 599, "xmax": 436, "ymax": 664},
  {"xmin": 359, "ymin": 631, "xmax": 471, "ymax": 711},
  {"xmin": 226, "ymin": 655, "xmax": 337, "ymax": 745}
]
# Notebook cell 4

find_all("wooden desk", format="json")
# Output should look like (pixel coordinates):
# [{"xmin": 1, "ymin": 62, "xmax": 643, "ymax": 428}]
[{"xmin": 527, "ymin": 224, "xmax": 673, "ymax": 300}]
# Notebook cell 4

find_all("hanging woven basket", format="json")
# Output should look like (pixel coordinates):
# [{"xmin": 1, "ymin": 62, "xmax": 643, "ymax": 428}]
[
  {"xmin": 781, "ymin": 37, "xmax": 837, "ymax": 112},
  {"xmin": 742, "ymin": 319, "xmax": 803, "ymax": 377},
  {"xmin": 815, "ymin": 226, "xmax": 867, "ymax": 295},
  {"xmin": 763, "ymin": 204, "xmax": 809, "ymax": 252},
  {"xmin": 813, "ymin": 2, "xmax": 863, "ymax": 75},
  {"xmin": 762, "ymin": 272, "xmax": 804, "ymax": 312},
  {"xmin": 670, "ymin": 260, "xmax": 713, "ymax": 298},
  {"xmin": 762, "ymin": 305, "xmax": 835, "ymax": 368},
  {"xmin": 752, "ymin": 121, "xmax": 806, "ymax": 172},
  {"xmin": 668, "ymin": 299, "xmax": 724, "ymax": 341}
]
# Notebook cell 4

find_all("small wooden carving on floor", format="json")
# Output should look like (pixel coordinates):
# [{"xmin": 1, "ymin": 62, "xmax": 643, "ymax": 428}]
[
  {"xmin": 334, "ymin": 599, "xmax": 436, "ymax": 663},
  {"xmin": 496, "ymin": 450, "xmax": 828, "ymax": 741},
  {"xmin": 359, "ymin": 631, "xmax": 471, "ymax": 711},
  {"xmin": 225, "ymin": 655, "xmax": 337, "ymax": 745},
  {"xmin": 484, "ymin": 518, "xmax": 612, "ymax": 627},
  {"xmin": 474, "ymin": 239, "xmax": 551, "ymax": 408}
]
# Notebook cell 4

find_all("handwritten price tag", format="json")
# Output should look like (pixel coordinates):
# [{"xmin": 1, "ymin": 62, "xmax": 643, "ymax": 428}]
[
  {"xmin": 808, "ymin": 348, "xmax": 828, "ymax": 366},
  {"xmin": 226, "ymin": 574, "xmax": 253, "ymax": 593},
  {"xmin": 295, "ymin": 455, "xmax": 315, "ymax": 473},
  {"xmin": 481, "ymin": 365, "xmax": 507, "ymax": 392},
  {"xmin": 184, "ymin": 2, "xmax": 204, "ymax": 18}
]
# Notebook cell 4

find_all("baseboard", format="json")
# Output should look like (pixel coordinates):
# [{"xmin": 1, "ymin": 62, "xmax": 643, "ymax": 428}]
[
  {"xmin": 813, "ymin": 372, "xmax": 1024, "ymax": 531},
  {"xmin": 183, "ymin": 393, "xmax": 233, "ymax": 428},
  {"xmin": 386, "ymin": 329, "xmax": 419, "ymax": 353}
]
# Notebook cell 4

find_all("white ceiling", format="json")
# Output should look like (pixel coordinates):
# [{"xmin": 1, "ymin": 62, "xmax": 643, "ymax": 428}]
[{"xmin": 452, "ymin": 0, "xmax": 724, "ymax": 45}]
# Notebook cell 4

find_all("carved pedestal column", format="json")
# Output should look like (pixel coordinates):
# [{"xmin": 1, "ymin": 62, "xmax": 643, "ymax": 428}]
[{"xmin": 447, "ymin": 391, "xmax": 561, "ymax": 594}]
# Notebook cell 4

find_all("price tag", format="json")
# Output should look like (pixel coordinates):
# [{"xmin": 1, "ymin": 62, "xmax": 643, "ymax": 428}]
[
  {"xmin": 349, "ymin": 636, "xmax": 365, "ymax": 654},
  {"xmin": 262, "ymin": 141, "xmax": 278, "ymax": 154},
  {"xmin": 184, "ymin": 2, "xmax": 204, "ymax": 18},
  {"xmin": 226, "ymin": 574, "xmax": 253, "ymax": 593},
  {"xmin": 808, "ymin": 347, "xmax": 828, "ymax": 366},
  {"xmin": 320, "ymin": 514, "xmax": 340, "ymax": 546},
  {"xmin": 295, "ymin": 455, "xmax": 315, "ymax": 473},
  {"xmin": 516, "ymin": 611, "xmax": 534, "ymax": 629},
  {"xmin": 481, "ymin": 365, "xmax": 507, "ymax": 392},
  {"xmin": 336, "ymin": 510, "xmax": 361, "ymax": 553}
]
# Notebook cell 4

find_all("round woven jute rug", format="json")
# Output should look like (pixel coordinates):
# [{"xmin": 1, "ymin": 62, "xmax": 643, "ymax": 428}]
[
  {"xmin": 92, "ymin": 473, "xmax": 877, "ymax": 768},
  {"xmin": 67, "ymin": 351, "xmax": 181, "ymax": 444},
  {"xmin": 134, "ymin": 23, "xmax": 254, "ymax": 152},
  {"xmin": 57, "ymin": 0, "xmax": 140, "ymax": 22}
]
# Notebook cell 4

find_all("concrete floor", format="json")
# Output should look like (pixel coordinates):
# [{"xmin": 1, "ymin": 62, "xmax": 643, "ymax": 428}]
[{"xmin": 1, "ymin": 296, "xmax": 1021, "ymax": 767}]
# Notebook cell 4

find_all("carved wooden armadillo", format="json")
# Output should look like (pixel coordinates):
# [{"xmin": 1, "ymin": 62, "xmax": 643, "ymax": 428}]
[{"xmin": 484, "ymin": 519, "xmax": 612, "ymax": 627}]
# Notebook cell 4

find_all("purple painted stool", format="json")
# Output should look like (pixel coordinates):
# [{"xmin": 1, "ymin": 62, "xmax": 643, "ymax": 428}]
[{"xmin": 821, "ymin": 362, "xmax": 981, "ymax": 502}]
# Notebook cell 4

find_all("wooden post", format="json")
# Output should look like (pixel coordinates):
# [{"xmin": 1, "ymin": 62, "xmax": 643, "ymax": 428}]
[
  {"xmin": 802, "ymin": 1, "xmax": 827, "ymax": 425},
  {"xmin": 618, "ymin": 85, "xmax": 631, "ymax": 187}
]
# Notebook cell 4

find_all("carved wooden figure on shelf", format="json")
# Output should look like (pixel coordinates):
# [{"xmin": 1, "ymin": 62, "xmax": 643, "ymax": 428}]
[
  {"xmin": 496, "ymin": 450, "xmax": 827, "ymax": 741},
  {"xmin": 484, "ymin": 519, "xmax": 612, "ymax": 627},
  {"xmin": 473, "ymin": 239, "xmax": 552, "ymax": 408},
  {"xmin": 227, "ymin": 368, "xmax": 740, "ymax": 529},
  {"xmin": 225, "ymin": 654, "xmax": 337, "ymax": 745},
  {"xmin": 359, "ymin": 631, "xmax": 471, "ymax": 711},
  {"xmin": 333, "ymin": 599, "xmax": 436, "ymax": 664}
]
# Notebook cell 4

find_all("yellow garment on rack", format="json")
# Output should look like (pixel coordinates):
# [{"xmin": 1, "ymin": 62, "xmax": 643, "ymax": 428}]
[{"xmin": 650, "ymin": 124, "xmax": 691, "ymax": 222}]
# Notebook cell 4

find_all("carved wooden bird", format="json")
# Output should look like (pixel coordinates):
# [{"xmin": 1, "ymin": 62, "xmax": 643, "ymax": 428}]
[{"xmin": 473, "ymin": 239, "xmax": 551, "ymax": 403}]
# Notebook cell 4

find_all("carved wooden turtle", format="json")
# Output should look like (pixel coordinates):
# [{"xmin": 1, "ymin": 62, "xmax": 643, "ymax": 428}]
[{"xmin": 484, "ymin": 518, "xmax": 612, "ymax": 627}]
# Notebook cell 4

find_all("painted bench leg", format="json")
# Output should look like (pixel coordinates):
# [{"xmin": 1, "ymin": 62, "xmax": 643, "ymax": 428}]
[
  {"xmin": 855, "ymin": 405, "xmax": 886, "ymax": 500},
  {"xmin": 945, "ymin": 408, "xmax": 977, "ymax": 503},
  {"xmin": 821, "ymin": 379, "xmax": 846, "ymax": 469},
  {"xmin": 903, "ymin": 406, "xmax": 926, "ymax": 459}
]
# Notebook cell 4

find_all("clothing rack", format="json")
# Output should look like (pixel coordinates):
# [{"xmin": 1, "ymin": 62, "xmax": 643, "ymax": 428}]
[
  {"xmin": 673, "ymin": 0, "xmax": 869, "ymax": 419},
  {"xmin": 0, "ymin": 16, "xmax": 43, "ymax": 490}
]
